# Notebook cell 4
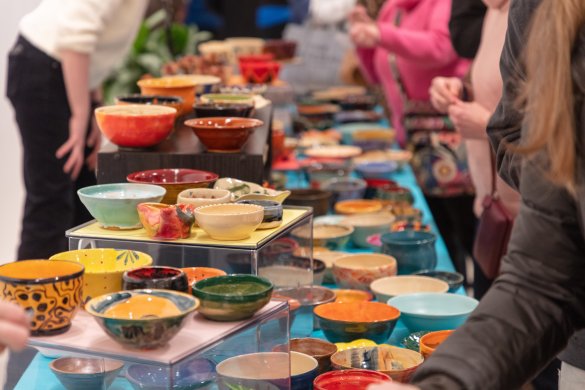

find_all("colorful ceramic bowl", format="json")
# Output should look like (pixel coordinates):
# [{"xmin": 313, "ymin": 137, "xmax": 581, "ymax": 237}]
[
  {"xmin": 78, "ymin": 183, "xmax": 166, "ymax": 229},
  {"xmin": 321, "ymin": 177, "xmax": 367, "ymax": 205},
  {"xmin": 184, "ymin": 117, "xmax": 263, "ymax": 153},
  {"xmin": 216, "ymin": 351, "xmax": 316, "ymax": 390},
  {"xmin": 334, "ymin": 289, "xmax": 373, "ymax": 303},
  {"xmin": 331, "ymin": 345, "xmax": 424, "ymax": 383},
  {"xmin": 86, "ymin": 289, "xmax": 199, "ymax": 349},
  {"xmin": 342, "ymin": 213, "xmax": 396, "ymax": 249},
  {"xmin": 49, "ymin": 249, "xmax": 153, "ymax": 303},
  {"xmin": 177, "ymin": 188, "xmax": 231, "ymax": 209},
  {"xmin": 314, "ymin": 302, "xmax": 400, "ymax": 344},
  {"xmin": 49, "ymin": 357, "xmax": 124, "ymax": 390},
  {"xmin": 286, "ymin": 338, "xmax": 337, "ymax": 374},
  {"xmin": 95, "ymin": 104, "xmax": 176, "ymax": 148},
  {"xmin": 375, "ymin": 186, "xmax": 414, "ymax": 205},
  {"xmin": 240, "ymin": 61, "xmax": 281, "ymax": 84},
  {"xmin": 184, "ymin": 74, "xmax": 221, "ymax": 95},
  {"xmin": 192, "ymin": 274, "xmax": 273, "ymax": 321},
  {"xmin": 370, "ymin": 276, "xmax": 449, "ymax": 302},
  {"xmin": 127, "ymin": 168, "xmax": 218, "ymax": 205},
  {"xmin": 263, "ymin": 39, "xmax": 297, "ymax": 60},
  {"xmin": 313, "ymin": 369, "xmax": 391, "ymax": 389},
  {"xmin": 0, "ymin": 260, "xmax": 84, "ymax": 336},
  {"xmin": 314, "ymin": 250, "xmax": 349, "ymax": 284},
  {"xmin": 122, "ymin": 266, "xmax": 189, "ymax": 293},
  {"xmin": 214, "ymin": 177, "xmax": 291, "ymax": 204},
  {"xmin": 137, "ymin": 76, "xmax": 197, "ymax": 115},
  {"xmin": 181, "ymin": 267, "xmax": 227, "ymax": 285},
  {"xmin": 332, "ymin": 254, "xmax": 397, "ymax": 291},
  {"xmin": 334, "ymin": 199, "xmax": 383, "ymax": 215},
  {"xmin": 276, "ymin": 286, "xmax": 336, "ymax": 337},
  {"xmin": 236, "ymin": 199, "xmax": 283, "ymax": 229},
  {"xmin": 291, "ymin": 224, "xmax": 354, "ymax": 251},
  {"xmin": 137, "ymin": 203, "xmax": 196, "ymax": 240},
  {"xmin": 192, "ymin": 102, "xmax": 254, "ymax": 118},
  {"xmin": 387, "ymin": 293, "xmax": 479, "ymax": 332},
  {"xmin": 126, "ymin": 358, "xmax": 216, "ymax": 390},
  {"xmin": 355, "ymin": 161, "xmax": 399, "ymax": 179},
  {"xmin": 414, "ymin": 270, "xmax": 465, "ymax": 293},
  {"xmin": 419, "ymin": 329, "xmax": 454, "ymax": 360},
  {"xmin": 284, "ymin": 189, "xmax": 332, "ymax": 217},
  {"xmin": 381, "ymin": 231, "xmax": 438, "ymax": 275},
  {"xmin": 305, "ymin": 145, "xmax": 362, "ymax": 160},
  {"xmin": 195, "ymin": 203, "xmax": 264, "ymax": 240},
  {"xmin": 115, "ymin": 94, "xmax": 183, "ymax": 117}
]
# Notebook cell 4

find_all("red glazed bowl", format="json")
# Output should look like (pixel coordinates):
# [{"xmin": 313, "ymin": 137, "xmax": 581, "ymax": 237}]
[
  {"xmin": 94, "ymin": 104, "xmax": 176, "ymax": 148},
  {"xmin": 238, "ymin": 53, "xmax": 274, "ymax": 64},
  {"xmin": 263, "ymin": 39, "xmax": 297, "ymax": 60},
  {"xmin": 314, "ymin": 369, "xmax": 391, "ymax": 390},
  {"xmin": 239, "ymin": 61, "xmax": 281, "ymax": 84},
  {"xmin": 184, "ymin": 117, "xmax": 263, "ymax": 153},
  {"xmin": 127, "ymin": 168, "xmax": 219, "ymax": 204}
]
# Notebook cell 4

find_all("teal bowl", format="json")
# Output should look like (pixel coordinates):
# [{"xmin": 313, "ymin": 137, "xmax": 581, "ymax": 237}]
[
  {"xmin": 387, "ymin": 292, "xmax": 479, "ymax": 332},
  {"xmin": 85, "ymin": 289, "xmax": 199, "ymax": 349},
  {"xmin": 192, "ymin": 274, "xmax": 273, "ymax": 321},
  {"xmin": 78, "ymin": 183, "xmax": 166, "ymax": 229}
]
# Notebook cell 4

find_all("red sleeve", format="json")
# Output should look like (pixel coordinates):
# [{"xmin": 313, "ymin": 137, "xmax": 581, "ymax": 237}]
[{"xmin": 355, "ymin": 47, "xmax": 380, "ymax": 84}]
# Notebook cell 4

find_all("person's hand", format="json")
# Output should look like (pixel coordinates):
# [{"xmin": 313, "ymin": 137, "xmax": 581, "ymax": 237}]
[
  {"xmin": 0, "ymin": 301, "xmax": 30, "ymax": 353},
  {"xmin": 350, "ymin": 22, "xmax": 381, "ymax": 48},
  {"xmin": 448, "ymin": 99, "xmax": 492, "ymax": 139},
  {"xmin": 56, "ymin": 114, "xmax": 87, "ymax": 180},
  {"xmin": 429, "ymin": 77, "xmax": 463, "ymax": 113},
  {"xmin": 368, "ymin": 383, "xmax": 420, "ymax": 390},
  {"xmin": 85, "ymin": 115, "xmax": 101, "ymax": 172},
  {"xmin": 348, "ymin": 5, "xmax": 373, "ymax": 25}
]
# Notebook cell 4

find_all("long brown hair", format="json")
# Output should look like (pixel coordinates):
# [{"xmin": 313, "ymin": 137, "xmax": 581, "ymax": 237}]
[{"xmin": 517, "ymin": 0, "xmax": 585, "ymax": 191}]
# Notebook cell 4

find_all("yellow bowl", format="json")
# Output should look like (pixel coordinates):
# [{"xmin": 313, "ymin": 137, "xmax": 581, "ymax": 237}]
[
  {"xmin": 49, "ymin": 249, "xmax": 153, "ymax": 303},
  {"xmin": 0, "ymin": 260, "xmax": 84, "ymax": 336}
]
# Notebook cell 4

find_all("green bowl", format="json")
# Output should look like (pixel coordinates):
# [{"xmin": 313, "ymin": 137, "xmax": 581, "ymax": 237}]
[{"xmin": 192, "ymin": 274, "xmax": 273, "ymax": 321}]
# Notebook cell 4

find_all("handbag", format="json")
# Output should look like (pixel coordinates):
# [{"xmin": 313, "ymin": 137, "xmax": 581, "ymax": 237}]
[{"xmin": 472, "ymin": 152, "xmax": 514, "ymax": 279}]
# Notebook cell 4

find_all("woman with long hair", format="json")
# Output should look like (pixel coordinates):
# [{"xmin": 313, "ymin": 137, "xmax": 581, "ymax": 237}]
[{"xmin": 368, "ymin": 0, "xmax": 585, "ymax": 388}]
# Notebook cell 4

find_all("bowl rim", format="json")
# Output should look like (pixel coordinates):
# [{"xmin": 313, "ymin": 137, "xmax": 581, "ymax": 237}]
[
  {"xmin": 77, "ymin": 183, "xmax": 167, "ymax": 199},
  {"xmin": 275, "ymin": 285, "xmax": 337, "ymax": 306},
  {"xmin": 330, "ymin": 345, "xmax": 424, "ymax": 372},
  {"xmin": 413, "ymin": 270, "xmax": 465, "ymax": 284},
  {"xmin": 333, "ymin": 253, "xmax": 397, "ymax": 270},
  {"xmin": 0, "ymin": 259, "xmax": 84, "ymax": 284},
  {"xmin": 386, "ymin": 292, "xmax": 479, "ymax": 318},
  {"xmin": 94, "ymin": 104, "xmax": 177, "ymax": 116},
  {"xmin": 49, "ymin": 249, "xmax": 153, "ymax": 275},
  {"xmin": 370, "ymin": 275, "xmax": 450, "ymax": 296},
  {"xmin": 184, "ymin": 117, "xmax": 263, "ymax": 130},
  {"xmin": 192, "ymin": 274, "xmax": 273, "ymax": 302},
  {"xmin": 314, "ymin": 301, "xmax": 400, "ymax": 323},
  {"xmin": 49, "ymin": 357, "xmax": 125, "ymax": 375},
  {"xmin": 137, "ymin": 75, "xmax": 198, "ymax": 88},
  {"xmin": 380, "ymin": 231, "xmax": 437, "ymax": 246},
  {"xmin": 126, "ymin": 168, "xmax": 219, "ymax": 185},
  {"xmin": 289, "ymin": 337, "xmax": 338, "ymax": 356},
  {"xmin": 194, "ymin": 203, "xmax": 265, "ymax": 216},
  {"xmin": 235, "ymin": 199, "xmax": 282, "ymax": 211},
  {"xmin": 85, "ymin": 289, "xmax": 200, "ymax": 320},
  {"xmin": 313, "ymin": 368, "xmax": 391, "ymax": 385},
  {"xmin": 115, "ymin": 94, "xmax": 183, "ymax": 104},
  {"xmin": 177, "ymin": 188, "xmax": 231, "ymax": 201},
  {"xmin": 419, "ymin": 329, "xmax": 454, "ymax": 351}
]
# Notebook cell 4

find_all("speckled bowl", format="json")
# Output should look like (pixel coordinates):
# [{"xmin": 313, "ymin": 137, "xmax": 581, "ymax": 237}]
[
  {"xmin": 332, "ymin": 254, "xmax": 397, "ymax": 291},
  {"xmin": 50, "ymin": 357, "xmax": 124, "ymax": 390},
  {"xmin": 191, "ymin": 274, "xmax": 273, "ymax": 321}
]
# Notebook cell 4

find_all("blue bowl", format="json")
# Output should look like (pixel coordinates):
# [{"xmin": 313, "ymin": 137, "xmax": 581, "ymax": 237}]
[
  {"xmin": 78, "ymin": 183, "xmax": 166, "ymax": 229},
  {"xmin": 414, "ymin": 270, "xmax": 465, "ymax": 293},
  {"xmin": 355, "ymin": 161, "xmax": 399, "ymax": 179},
  {"xmin": 387, "ymin": 292, "xmax": 479, "ymax": 332},
  {"xmin": 236, "ymin": 199, "xmax": 283, "ymax": 229},
  {"xmin": 380, "ymin": 231, "xmax": 437, "ymax": 275},
  {"xmin": 126, "ymin": 358, "xmax": 215, "ymax": 390}
]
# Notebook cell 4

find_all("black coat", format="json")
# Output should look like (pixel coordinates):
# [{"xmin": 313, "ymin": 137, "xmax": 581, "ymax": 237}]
[{"xmin": 412, "ymin": 0, "xmax": 585, "ymax": 388}]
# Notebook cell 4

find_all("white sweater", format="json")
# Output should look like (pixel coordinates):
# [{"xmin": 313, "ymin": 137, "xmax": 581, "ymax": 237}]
[{"xmin": 20, "ymin": 0, "xmax": 148, "ymax": 89}]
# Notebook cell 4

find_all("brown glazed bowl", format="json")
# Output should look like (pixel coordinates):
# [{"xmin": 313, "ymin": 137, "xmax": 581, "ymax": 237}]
[
  {"xmin": 192, "ymin": 102, "xmax": 254, "ymax": 118},
  {"xmin": 263, "ymin": 39, "xmax": 297, "ymax": 60},
  {"xmin": 287, "ymin": 338, "xmax": 337, "ymax": 374},
  {"xmin": 184, "ymin": 117, "xmax": 263, "ymax": 153}
]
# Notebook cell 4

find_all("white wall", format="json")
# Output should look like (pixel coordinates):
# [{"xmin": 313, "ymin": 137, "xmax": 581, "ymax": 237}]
[{"xmin": 0, "ymin": 1, "xmax": 40, "ymax": 264}]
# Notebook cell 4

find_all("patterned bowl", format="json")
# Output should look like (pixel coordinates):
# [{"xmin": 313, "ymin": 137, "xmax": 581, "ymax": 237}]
[
  {"xmin": 50, "ymin": 357, "xmax": 124, "ymax": 390},
  {"xmin": 123, "ymin": 266, "xmax": 189, "ymax": 293},
  {"xmin": 313, "ymin": 369, "xmax": 392, "ymax": 390},
  {"xmin": 49, "ymin": 249, "xmax": 153, "ymax": 303},
  {"xmin": 331, "ymin": 345, "xmax": 424, "ymax": 383},
  {"xmin": 85, "ymin": 289, "xmax": 199, "ymax": 349},
  {"xmin": 332, "ymin": 254, "xmax": 397, "ymax": 291},
  {"xmin": 0, "ymin": 260, "xmax": 84, "ymax": 336}
]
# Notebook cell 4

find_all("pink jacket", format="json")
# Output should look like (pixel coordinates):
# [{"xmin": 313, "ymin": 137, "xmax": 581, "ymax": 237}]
[{"xmin": 356, "ymin": 0, "xmax": 470, "ymax": 145}]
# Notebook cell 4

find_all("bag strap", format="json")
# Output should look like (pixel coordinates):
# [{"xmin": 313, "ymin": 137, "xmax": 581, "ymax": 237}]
[{"xmin": 489, "ymin": 146, "xmax": 498, "ymax": 196}]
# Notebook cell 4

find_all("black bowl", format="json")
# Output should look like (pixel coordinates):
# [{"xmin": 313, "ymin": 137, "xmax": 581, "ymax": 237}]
[
  {"xmin": 193, "ymin": 103, "xmax": 254, "ymax": 118},
  {"xmin": 122, "ymin": 266, "xmax": 189, "ymax": 293},
  {"xmin": 414, "ymin": 270, "xmax": 464, "ymax": 292}
]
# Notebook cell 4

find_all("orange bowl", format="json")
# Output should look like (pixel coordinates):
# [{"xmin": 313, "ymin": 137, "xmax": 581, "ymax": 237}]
[
  {"xmin": 334, "ymin": 289, "xmax": 373, "ymax": 303},
  {"xmin": 137, "ymin": 76, "xmax": 197, "ymax": 115},
  {"xmin": 181, "ymin": 267, "xmax": 227, "ymax": 292},
  {"xmin": 419, "ymin": 330, "xmax": 453, "ymax": 359},
  {"xmin": 94, "ymin": 105, "xmax": 176, "ymax": 148}
]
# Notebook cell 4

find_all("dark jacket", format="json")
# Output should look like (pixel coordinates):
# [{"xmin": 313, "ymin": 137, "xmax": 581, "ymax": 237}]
[
  {"xmin": 412, "ymin": 0, "xmax": 585, "ymax": 388},
  {"xmin": 449, "ymin": 0, "xmax": 486, "ymax": 59}
]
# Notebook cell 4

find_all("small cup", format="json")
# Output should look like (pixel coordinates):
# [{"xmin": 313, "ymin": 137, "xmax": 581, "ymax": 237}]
[{"xmin": 122, "ymin": 266, "xmax": 189, "ymax": 293}]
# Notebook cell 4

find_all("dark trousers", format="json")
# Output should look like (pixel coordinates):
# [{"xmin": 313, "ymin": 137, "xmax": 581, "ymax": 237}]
[{"xmin": 6, "ymin": 36, "xmax": 95, "ymax": 259}]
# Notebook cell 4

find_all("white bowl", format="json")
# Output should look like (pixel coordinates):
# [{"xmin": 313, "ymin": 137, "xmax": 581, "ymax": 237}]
[
  {"xmin": 177, "ymin": 188, "xmax": 231, "ymax": 208},
  {"xmin": 195, "ymin": 203, "xmax": 264, "ymax": 240},
  {"xmin": 370, "ymin": 275, "xmax": 449, "ymax": 302}
]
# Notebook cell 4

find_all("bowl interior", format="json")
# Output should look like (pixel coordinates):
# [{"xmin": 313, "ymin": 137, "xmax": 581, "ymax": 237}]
[
  {"xmin": 313, "ymin": 224, "xmax": 354, "ymax": 239},
  {"xmin": 331, "ymin": 346, "xmax": 423, "ymax": 373},
  {"xmin": 78, "ymin": 183, "xmax": 166, "ymax": 200},
  {"xmin": 217, "ymin": 352, "xmax": 290, "ymax": 381},
  {"xmin": 420, "ymin": 330, "xmax": 454, "ymax": 351},
  {"xmin": 387, "ymin": 293, "xmax": 479, "ymax": 317},
  {"xmin": 181, "ymin": 267, "xmax": 227, "ymax": 283},
  {"xmin": 116, "ymin": 95, "xmax": 182, "ymax": 105},
  {"xmin": 290, "ymin": 338, "xmax": 338, "ymax": 357},
  {"xmin": 49, "ymin": 249, "xmax": 153, "ymax": 273},
  {"xmin": 195, "ymin": 203, "xmax": 263, "ymax": 216},
  {"xmin": 86, "ymin": 289, "xmax": 198, "ymax": 319},
  {"xmin": 334, "ymin": 254, "xmax": 396, "ymax": 270},
  {"xmin": 314, "ymin": 369, "xmax": 391, "ymax": 388},
  {"xmin": 125, "ymin": 266, "xmax": 184, "ymax": 282},
  {"xmin": 275, "ymin": 286, "xmax": 336, "ymax": 306},
  {"xmin": 193, "ymin": 274, "xmax": 273, "ymax": 301},
  {"xmin": 314, "ymin": 302, "xmax": 400, "ymax": 323},
  {"xmin": 95, "ymin": 104, "xmax": 177, "ymax": 117},
  {"xmin": 50, "ymin": 357, "xmax": 124, "ymax": 375},
  {"xmin": 0, "ymin": 260, "xmax": 84, "ymax": 283},
  {"xmin": 178, "ymin": 188, "xmax": 230, "ymax": 200},
  {"xmin": 370, "ymin": 276, "xmax": 449, "ymax": 297},
  {"xmin": 127, "ymin": 169, "xmax": 218, "ymax": 185}
]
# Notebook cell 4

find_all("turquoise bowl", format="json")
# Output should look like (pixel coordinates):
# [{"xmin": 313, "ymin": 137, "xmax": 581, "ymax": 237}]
[
  {"xmin": 192, "ymin": 274, "xmax": 273, "ymax": 321},
  {"xmin": 387, "ymin": 292, "xmax": 479, "ymax": 332},
  {"xmin": 86, "ymin": 289, "xmax": 199, "ymax": 349},
  {"xmin": 78, "ymin": 183, "xmax": 166, "ymax": 229},
  {"xmin": 380, "ymin": 231, "xmax": 437, "ymax": 275}
]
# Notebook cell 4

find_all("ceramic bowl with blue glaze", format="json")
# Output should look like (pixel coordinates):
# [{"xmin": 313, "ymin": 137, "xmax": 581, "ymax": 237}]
[
  {"xmin": 381, "ymin": 231, "xmax": 438, "ymax": 275},
  {"xmin": 236, "ymin": 199, "xmax": 283, "ymax": 229},
  {"xmin": 50, "ymin": 357, "xmax": 124, "ymax": 390},
  {"xmin": 355, "ymin": 161, "xmax": 399, "ymax": 180},
  {"xmin": 126, "ymin": 358, "xmax": 216, "ymax": 390}
]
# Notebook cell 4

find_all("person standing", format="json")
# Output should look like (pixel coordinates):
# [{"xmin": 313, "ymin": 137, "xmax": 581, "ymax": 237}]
[{"xmin": 7, "ymin": 0, "xmax": 149, "ymax": 259}]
